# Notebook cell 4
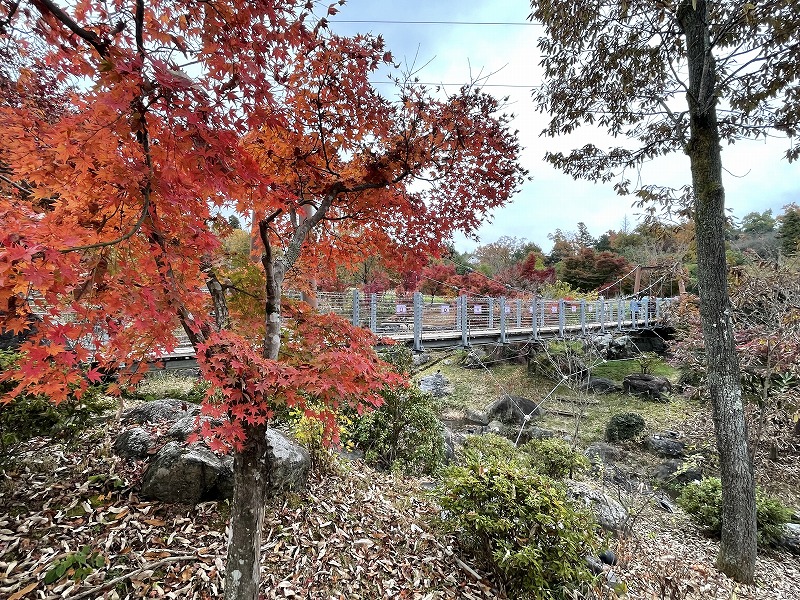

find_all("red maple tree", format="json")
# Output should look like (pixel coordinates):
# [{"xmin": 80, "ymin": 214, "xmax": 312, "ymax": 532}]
[{"xmin": 0, "ymin": 2, "xmax": 526, "ymax": 598}]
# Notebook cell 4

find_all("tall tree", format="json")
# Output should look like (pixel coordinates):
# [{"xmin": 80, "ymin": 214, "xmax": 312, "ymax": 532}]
[
  {"xmin": 0, "ymin": 3, "xmax": 525, "ymax": 599},
  {"xmin": 529, "ymin": 0, "xmax": 800, "ymax": 581},
  {"xmin": 778, "ymin": 203, "xmax": 800, "ymax": 256}
]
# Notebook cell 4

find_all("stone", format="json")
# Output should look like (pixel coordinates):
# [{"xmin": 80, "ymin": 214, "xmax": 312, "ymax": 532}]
[
  {"xmin": 623, "ymin": 373, "xmax": 672, "ymax": 401},
  {"xmin": 168, "ymin": 415, "xmax": 223, "ymax": 441},
  {"xmin": 464, "ymin": 407, "xmax": 490, "ymax": 426},
  {"xmin": 585, "ymin": 377, "xmax": 622, "ymax": 394},
  {"xmin": 645, "ymin": 433, "xmax": 686, "ymax": 458},
  {"xmin": 566, "ymin": 480, "xmax": 629, "ymax": 533},
  {"xmin": 605, "ymin": 412, "xmax": 645, "ymax": 442},
  {"xmin": 113, "ymin": 427, "xmax": 154, "ymax": 459},
  {"xmin": 122, "ymin": 398, "xmax": 200, "ymax": 425},
  {"xmin": 412, "ymin": 352, "xmax": 431, "ymax": 367},
  {"xmin": 485, "ymin": 394, "xmax": 541, "ymax": 425},
  {"xmin": 514, "ymin": 426, "xmax": 556, "ymax": 445},
  {"xmin": 140, "ymin": 429, "xmax": 309, "ymax": 504},
  {"xmin": 651, "ymin": 457, "xmax": 703, "ymax": 485},
  {"xmin": 629, "ymin": 333, "xmax": 667, "ymax": 354},
  {"xmin": 417, "ymin": 371, "xmax": 452, "ymax": 398},
  {"xmin": 141, "ymin": 442, "xmax": 231, "ymax": 504},
  {"xmin": 780, "ymin": 523, "xmax": 800, "ymax": 555},
  {"xmin": 584, "ymin": 442, "xmax": 623, "ymax": 465},
  {"xmin": 485, "ymin": 420, "xmax": 504, "ymax": 435},
  {"xmin": 461, "ymin": 348, "xmax": 489, "ymax": 369}
]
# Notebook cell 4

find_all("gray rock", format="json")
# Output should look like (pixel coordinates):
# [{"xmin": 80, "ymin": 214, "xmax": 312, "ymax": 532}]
[
  {"xmin": 514, "ymin": 426, "xmax": 556, "ymax": 445},
  {"xmin": 412, "ymin": 352, "xmax": 431, "ymax": 367},
  {"xmin": 417, "ymin": 371, "xmax": 452, "ymax": 398},
  {"xmin": 122, "ymin": 399, "xmax": 200, "ymax": 425},
  {"xmin": 585, "ymin": 442, "xmax": 623, "ymax": 465},
  {"xmin": 485, "ymin": 394, "xmax": 541, "ymax": 425},
  {"xmin": 645, "ymin": 433, "xmax": 686, "ymax": 458},
  {"xmin": 485, "ymin": 420, "xmax": 504, "ymax": 435},
  {"xmin": 113, "ymin": 427, "xmax": 154, "ymax": 459},
  {"xmin": 623, "ymin": 374, "xmax": 672, "ymax": 401},
  {"xmin": 140, "ymin": 429, "xmax": 309, "ymax": 504},
  {"xmin": 651, "ymin": 457, "xmax": 702, "ymax": 485},
  {"xmin": 141, "ymin": 442, "xmax": 230, "ymax": 504},
  {"xmin": 168, "ymin": 415, "xmax": 224, "ymax": 441},
  {"xmin": 585, "ymin": 377, "xmax": 622, "ymax": 394},
  {"xmin": 464, "ymin": 407, "xmax": 490, "ymax": 426},
  {"xmin": 780, "ymin": 523, "xmax": 800, "ymax": 555},
  {"xmin": 461, "ymin": 348, "xmax": 489, "ymax": 369},
  {"xmin": 440, "ymin": 425, "xmax": 456, "ymax": 462},
  {"xmin": 566, "ymin": 480, "xmax": 629, "ymax": 533}
]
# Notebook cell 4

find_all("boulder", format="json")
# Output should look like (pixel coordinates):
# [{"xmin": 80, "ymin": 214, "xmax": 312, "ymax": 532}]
[
  {"xmin": 141, "ymin": 441, "xmax": 231, "ymax": 504},
  {"xmin": 584, "ymin": 442, "xmax": 623, "ymax": 465},
  {"xmin": 461, "ymin": 348, "xmax": 489, "ymax": 369},
  {"xmin": 140, "ymin": 429, "xmax": 309, "ymax": 504},
  {"xmin": 623, "ymin": 374, "xmax": 672, "ymax": 401},
  {"xmin": 645, "ymin": 432, "xmax": 686, "ymax": 458},
  {"xmin": 417, "ymin": 371, "xmax": 452, "ymax": 398},
  {"xmin": 412, "ymin": 352, "xmax": 431, "ymax": 367},
  {"xmin": 780, "ymin": 523, "xmax": 800, "ymax": 555},
  {"xmin": 585, "ymin": 377, "xmax": 622, "ymax": 394},
  {"xmin": 514, "ymin": 426, "xmax": 556, "ymax": 445},
  {"xmin": 605, "ymin": 412, "xmax": 645, "ymax": 442},
  {"xmin": 122, "ymin": 398, "xmax": 200, "ymax": 425},
  {"xmin": 629, "ymin": 333, "xmax": 667, "ymax": 354},
  {"xmin": 485, "ymin": 394, "xmax": 541, "ymax": 425},
  {"xmin": 113, "ymin": 427, "xmax": 154, "ymax": 460},
  {"xmin": 651, "ymin": 457, "xmax": 703, "ymax": 485},
  {"xmin": 464, "ymin": 407, "xmax": 490, "ymax": 426},
  {"xmin": 566, "ymin": 480, "xmax": 629, "ymax": 533},
  {"xmin": 168, "ymin": 415, "xmax": 224, "ymax": 441}
]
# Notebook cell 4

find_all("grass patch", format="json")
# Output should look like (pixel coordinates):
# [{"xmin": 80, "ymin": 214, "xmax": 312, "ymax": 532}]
[
  {"xmin": 591, "ymin": 357, "xmax": 678, "ymax": 382},
  {"xmin": 132, "ymin": 371, "xmax": 208, "ymax": 403}
]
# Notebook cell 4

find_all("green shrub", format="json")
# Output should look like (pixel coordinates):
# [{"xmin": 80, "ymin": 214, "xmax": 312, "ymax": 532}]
[
  {"xmin": 678, "ymin": 477, "xmax": 792, "ymax": 546},
  {"xmin": 457, "ymin": 433, "xmax": 522, "ymax": 466},
  {"xmin": 436, "ymin": 456, "xmax": 597, "ymax": 599},
  {"xmin": 348, "ymin": 385, "xmax": 445, "ymax": 476},
  {"xmin": 519, "ymin": 437, "xmax": 589, "ymax": 479},
  {"xmin": 605, "ymin": 412, "xmax": 645, "ymax": 442}
]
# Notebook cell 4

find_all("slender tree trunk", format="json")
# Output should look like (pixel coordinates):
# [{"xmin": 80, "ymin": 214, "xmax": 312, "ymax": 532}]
[{"xmin": 680, "ymin": 0, "xmax": 757, "ymax": 583}]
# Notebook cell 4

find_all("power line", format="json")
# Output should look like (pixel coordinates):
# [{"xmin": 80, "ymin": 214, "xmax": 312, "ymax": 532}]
[{"xmin": 332, "ymin": 20, "xmax": 539, "ymax": 26}]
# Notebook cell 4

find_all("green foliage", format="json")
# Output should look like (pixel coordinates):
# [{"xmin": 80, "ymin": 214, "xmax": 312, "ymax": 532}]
[
  {"xmin": 778, "ymin": 204, "xmax": 800, "ymax": 256},
  {"xmin": 291, "ymin": 408, "xmax": 345, "ymax": 474},
  {"xmin": 436, "ymin": 454, "xmax": 597, "ymax": 599},
  {"xmin": 348, "ymin": 384, "xmax": 445, "ymax": 476},
  {"xmin": 592, "ymin": 357, "xmax": 676, "ymax": 382},
  {"xmin": 740, "ymin": 209, "xmax": 776, "ymax": 235},
  {"xmin": 519, "ymin": 437, "xmax": 590, "ymax": 479},
  {"xmin": 458, "ymin": 433, "xmax": 522, "ymax": 466},
  {"xmin": 44, "ymin": 546, "xmax": 105, "ymax": 585},
  {"xmin": 678, "ymin": 477, "xmax": 792, "ymax": 547},
  {"xmin": 605, "ymin": 412, "xmax": 645, "ymax": 442},
  {"xmin": 1, "ymin": 352, "xmax": 116, "ymax": 451},
  {"xmin": 132, "ymin": 371, "xmax": 208, "ymax": 403},
  {"xmin": 635, "ymin": 352, "xmax": 661, "ymax": 375}
]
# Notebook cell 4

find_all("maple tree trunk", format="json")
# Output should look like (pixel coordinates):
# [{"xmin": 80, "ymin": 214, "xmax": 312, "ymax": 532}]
[
  {"xmin": 681, "ymin": 0, "xmax": 756, "ymax": 583},
  {"xmin": 225, "ymin": 423, "xmax": 270, "ymax": 600}
]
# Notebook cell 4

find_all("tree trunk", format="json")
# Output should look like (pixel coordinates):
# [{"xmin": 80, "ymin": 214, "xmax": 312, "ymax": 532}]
[
  {"xmin": 680, "ymin": 0, "xmax": 757, "ymax": 583},
  {"xmin": 224, "ymin": 423, "xmax": 270, "ymax": 600}
]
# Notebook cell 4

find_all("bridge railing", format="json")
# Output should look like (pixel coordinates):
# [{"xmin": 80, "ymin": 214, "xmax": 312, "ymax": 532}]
[{"xmin": 315, "ymin": 290, "xmax": 671, "ymax": 350}]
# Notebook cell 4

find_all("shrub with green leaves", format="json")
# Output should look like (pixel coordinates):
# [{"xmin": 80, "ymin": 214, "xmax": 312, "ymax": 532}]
[
  {"xmin": 44, "ymin": 546, "xmax": 105, "ymax": 584},
  {"xmin": 458, "ymin": 433, "xmax": 522, "ymax": 466},
  {"xmin": 678, "ymin": 477, "xmax": 792, "ymax": 546},
  {"xmin": 519, "ymin": 437, "xmax": 590, "ymax": 479},
  {"xmin": 605, "ymin": 412, "xmax": 645, "ymax": 442},
  {"xmin": 436, "ymin": 456, "xmax": 597, "ymax": 599},
  {"xmin": 348, "ymin": 384, "xmax": 445, "ymax": 475}
]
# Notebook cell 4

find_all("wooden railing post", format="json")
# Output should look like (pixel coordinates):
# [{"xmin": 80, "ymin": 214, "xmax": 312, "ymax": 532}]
[
  {"xmin": 499, "ymin": 296, "xmax": 507, "ymax": 343},
  {"xmin": 413, "ymin": 291, "xmax": 423, "ymax": 352}
]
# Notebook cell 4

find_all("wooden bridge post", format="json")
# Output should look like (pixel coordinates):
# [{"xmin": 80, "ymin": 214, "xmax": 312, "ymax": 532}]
[
  {"xmin": 558, "ymin": 299, "xmax": 565, "ymax": 338},
  {"xmin": 413, "ymin": 292, "xmax": 423, "ymax": 352},
  {"xmin": 515, "ymin": 299, "xmax": 522, "ymax": 328},
  {"xmin": 617, "ymin": 297, "xmax": 623, "ymax": 330},
  {"xmin": 499, "ymin": 297, "xmax": 507, "ymax": 343},
  {"xmin": 352, "ymin": 289, "xmax": 360, "ymax": 326},
  {"xmin": 488, "ymin": 298, "xmax": 495, "ymax": 329},
  {"xmin": 369, "ymin": 293, "xmax": 377, "ymax": 333},
  {"xmin": 531, "ymin": 297, "xmax": 538, "ymax": 339},
  {"xmin": 460, "ymin": 295, "xmax": 469, "ymax": 347}
]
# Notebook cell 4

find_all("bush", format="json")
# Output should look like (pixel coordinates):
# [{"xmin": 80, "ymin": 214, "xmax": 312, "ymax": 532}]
[
  {"xmin": 348, "ymin": 384, "xmax": 445, "ymax": 476},
  {"xmin": 436, "ymin": 456, "xmax": 597, "ymax": 599},
  {"xmin": 132, "ymin": 371, "xmax": 208, "ymax": 403},
  {"xmin": 678, "ymin": 477, "xmax": 792, "ymax": 546},
  {"xmin": 458, "ymin": 433, "xmax": 522, "ymax": 466},
  {"xmin": 605, "ymin": 412, "xmax": 645, "ymax": 442},
  {"xmin": 519, "ymin": 437, "xmax": 590, "ymax": 479}
]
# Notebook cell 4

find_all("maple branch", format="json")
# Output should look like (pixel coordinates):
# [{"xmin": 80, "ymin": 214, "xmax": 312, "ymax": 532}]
[
  {"xmin": 134, "ymin": 0, "xmax": 145, "ymax": 55},
  {"xmin": 0, "ymin": 172, "xmax": 30, "ymax": 194},
  {"xmin": 60, "ymin": 196, "xmax": 150, "ymax": 254},
  {"xmin": 31, "ymin": 0, "xmax": 110, "ymax": 57}
]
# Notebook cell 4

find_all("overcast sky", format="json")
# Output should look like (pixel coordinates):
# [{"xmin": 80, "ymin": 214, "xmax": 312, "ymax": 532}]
[{"xmin": 328, "ymin": 0, "xmax": 799, "ymax": 253}]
